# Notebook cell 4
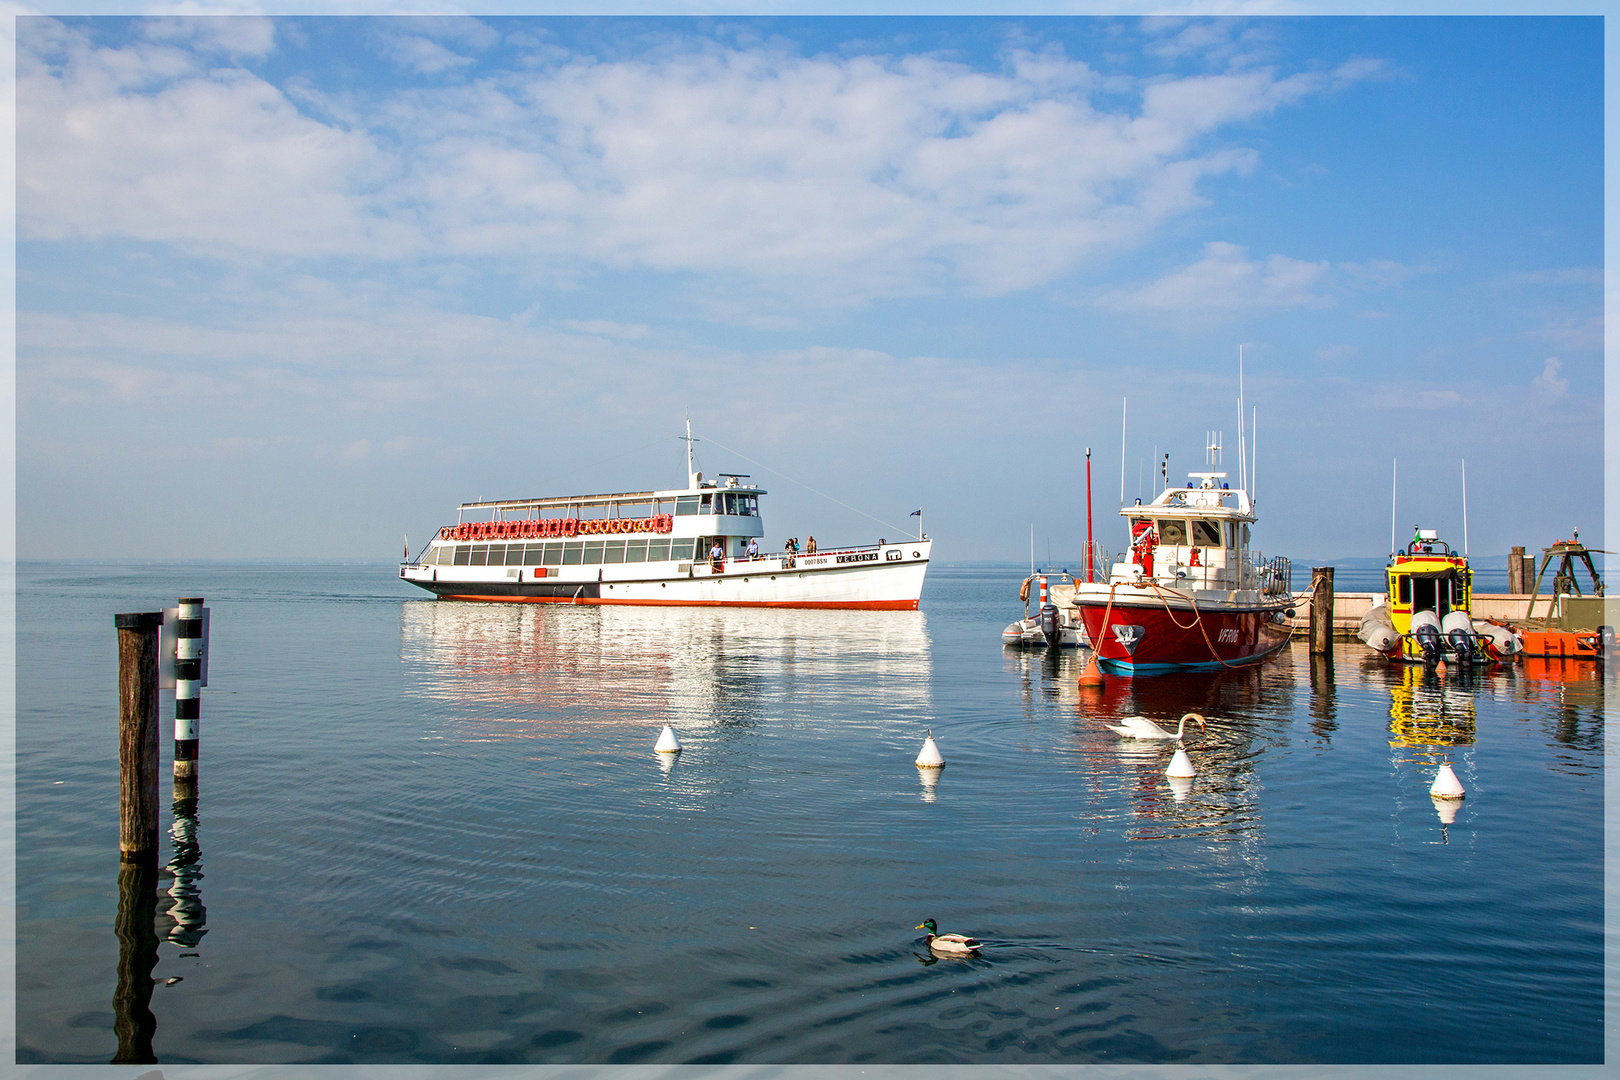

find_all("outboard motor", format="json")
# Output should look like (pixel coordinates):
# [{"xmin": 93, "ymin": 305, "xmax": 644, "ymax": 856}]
[
  {"xmin": 1441, "ymin": 610, "xmax": 1476, "ymax": 664},
  {"xmin": 1039, "ymin": 603, "xmax": 1061, "ymax": 649},
  {"xmin": 1409, "ymin": 610, "xmax": 1443, "ymax": 665}
]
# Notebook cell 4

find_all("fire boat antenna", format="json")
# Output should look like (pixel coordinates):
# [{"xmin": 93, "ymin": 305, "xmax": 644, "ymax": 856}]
[
  {"xmin": 1238, "ymin": 344, "xmax": 1248, "ymax": 497},
  {"xmin": 1461, "ymin": 457, "xmax": 1469, "ymax": 556},
  {"xmin": 1119, "ymin": 398, "xmax": 1127, "ymax": 507},
  {"xmin": 1391, "ymin": 458, "xmax": 1398, "ymax": 557},
  {"xmin": 1251, "ymin": 405, "xmax": 1257, "ymax": 505}
]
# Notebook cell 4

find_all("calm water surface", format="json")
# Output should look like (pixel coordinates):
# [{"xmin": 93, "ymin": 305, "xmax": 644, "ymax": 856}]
[{"xmin": 15, "ymin": 563, "xmax": 1606, "ymax": 1064}]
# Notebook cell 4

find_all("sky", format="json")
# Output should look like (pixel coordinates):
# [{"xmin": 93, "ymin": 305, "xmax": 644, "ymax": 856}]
[{"xmin": 13, "ymin": 14, "xmax": 1607, "ymax": 565}]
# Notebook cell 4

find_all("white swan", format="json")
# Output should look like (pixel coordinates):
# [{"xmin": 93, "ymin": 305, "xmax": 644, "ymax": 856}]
[{"xmin": 1105, "ymin": 713, "xmax": 1205, "ymax": 740}]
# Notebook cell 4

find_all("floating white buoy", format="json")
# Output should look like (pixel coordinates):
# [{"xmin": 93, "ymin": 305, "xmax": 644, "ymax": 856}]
[
  {"xmin": 1167, "ymin": 775, "xmax": 1194, "ymax": 803},
  {"xmin": 1431, "ymin": 796, "xmax": 1460, "ymax": 825},
  {"xmin": 915, "ymin": 730, "xmax": 945, "ymax": 769},
  {"xmin": 1429, "ymin": 760, "xmax": 1465, "ymax": 799},
  {"xmin": 654, "ymin": 724, "xmax": 682, "ymax": 754},
  {"xmin": 1166, "ymin": 746, "xmax": 1196, "ymax": 778}
]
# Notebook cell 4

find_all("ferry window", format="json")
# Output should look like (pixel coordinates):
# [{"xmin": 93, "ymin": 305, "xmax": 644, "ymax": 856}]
[
  {"xmin": 1192, "ymin": 520, "xmax": 1222, "ymax": 546},
  {"xmin": 624, "ymin": 539, "xmax": 648, "ymax": 563},
  {"xmin": 1225, "ymin": 523, "xmax": 1237, "ymax": 547},
  {"xmin": 522, "ymin": 544, "xmax": 544, "ymax": 563},
  {"xmin": 470, "ymin": 544, "xmax": 490, "ymax": 566},
  {"xmin": 675, "ymin": 496, "xmax": 699, "ymax": 516},
  {"xmin": 671, "ymin": 540, "xmax": 695, "ymax": 561},
  {"xmin": 582, "ymin": 541, "xmax": 605, "ymax": 564},
  {"xmin": 453, "ymin": 545, "xmax": 471, "ymax": 566},
  {"xmin": 504, "ymin": 544, "xmax": 526, "ymax": 566},
  {"xmin": 1397, "ymin": 575, "xmax": 1411, "ymax": 604},
  {"xmin": 432, "ymin": 546, "xmax": 449, "ymax": 565},
  {"xmin": 741, "ymin": 495, "xmax": 758, "ymax": 516},
  {"xmin": 647, "ymin": 539, "xmax": 671, "ymax": 561},
  {"xmin": 721, "ymin": 493, "xmax": 736, "ymax": 515},
  {"xmin": 603, "ymin": 540, "xmax": 626, "ymax": 564},
  {"xmin": 561, "ymin": 543, "xmax": 583, "ymax": 565},
  {"xmin": 700, "ymin": 494, "xmax": 713, "ymax": 514},
  {"xmin": 1157, "ymin": 520, "xmax": 1187, "ymax": 545},
  {"xmin": 1242, "ymin": 524, "xmax": 1251, "ymax": 546},
  {"xmin": 542, "ymin": 543, "xmax": 563, "ymax": 565}
]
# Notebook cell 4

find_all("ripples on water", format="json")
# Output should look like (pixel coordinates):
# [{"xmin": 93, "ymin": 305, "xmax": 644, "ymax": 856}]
[{"xmin": 15, "ymin": 564, "xmax": 1606, "ymax": 1065}]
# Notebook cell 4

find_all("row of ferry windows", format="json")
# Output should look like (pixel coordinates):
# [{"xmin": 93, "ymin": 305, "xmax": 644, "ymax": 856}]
[
  {"xmin": 674, "ymin": 492, "xmax": 757, "ymax": 517},
  {"xmin": 429, "ymin": 540, "xmax": 698, "ymax": 567},
  {"xmin": 1133, "ymin": 518, "xmax": 1249, "ymax": 547}
]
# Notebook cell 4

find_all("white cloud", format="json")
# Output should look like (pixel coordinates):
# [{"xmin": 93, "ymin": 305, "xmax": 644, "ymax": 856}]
[
  {"xmin": 17, "ymin": 20, "xmax": 1381, "ymax": 311},
  {"xmin": 142, "ymin": 16, "xmax": 277, "ymax": 58},
  {"xmin": 1100, "ymin": 240, "xmax": 1331, "ymax": 315},
  {"xmin": 1531, "ymin": 356, "xmax": 1568, "ymax": 400}
]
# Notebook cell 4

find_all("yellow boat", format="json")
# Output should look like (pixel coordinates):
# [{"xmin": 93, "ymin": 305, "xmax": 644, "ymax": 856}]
[{"xmin": 1358, "ymin": 528, "xmax": 1519, "ymax": 664}]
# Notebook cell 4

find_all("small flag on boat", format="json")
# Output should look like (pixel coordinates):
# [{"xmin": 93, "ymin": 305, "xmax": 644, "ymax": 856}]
[
  {"xmin": 404, "ymin": 534, "xmax": 409, "ymax": 559},
  {"xmin": 910, "ymin": 509, "xmax": 922, "ymax": 517}
]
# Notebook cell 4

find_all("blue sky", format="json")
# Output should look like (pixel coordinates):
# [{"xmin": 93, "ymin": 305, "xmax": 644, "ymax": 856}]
[{"xmin": 14, "ymin": 15, "xmax": 1605, "ymax": 564}]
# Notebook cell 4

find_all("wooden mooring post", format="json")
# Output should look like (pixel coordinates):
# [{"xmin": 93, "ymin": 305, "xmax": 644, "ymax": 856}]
[
  {"xmin": 1508, "ymin": 546, "xmax": 1528, "ymax": 594},
  {"xmin": 1310, "ymin": 567, "xmax": 1335, "ymax": 657},
  {"xmin": 115, "ymin": 612, "xmax": 164, "ymax": 864}
]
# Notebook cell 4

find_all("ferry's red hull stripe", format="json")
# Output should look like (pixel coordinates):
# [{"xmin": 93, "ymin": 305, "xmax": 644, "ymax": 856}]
[{"xmin": 438, "ymin": 595, "xmax": 919, "ymax": 610}]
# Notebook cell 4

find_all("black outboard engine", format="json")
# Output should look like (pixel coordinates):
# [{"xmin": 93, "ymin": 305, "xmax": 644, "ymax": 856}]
[
  {"xmin": 1039, "ymin": 603, "xmax": 1061, "ymax": 649},
  {"xmin": 1410, "ymin": 610, "xmax": 1443, "ymax": 665},
  {"xmin": 1036, "ymin": 605, "xmax": 1062, "ymax": 647},
  {"xmin": 1446, "ymin": 628, "xmax": 1474, "ymax": 664}
]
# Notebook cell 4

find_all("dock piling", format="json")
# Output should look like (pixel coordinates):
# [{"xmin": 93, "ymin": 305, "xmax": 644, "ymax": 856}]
[
  {"xmin": 1508, "ymin": 546, "xmax": 1528, "ymax": 594},
  {"xmin": 1309, "ymin": 567, "xmax": 1335, "ymax": 657},
  {"xmin": 115, "ymin": 612, "xmax": 164, "ymax": 863}
]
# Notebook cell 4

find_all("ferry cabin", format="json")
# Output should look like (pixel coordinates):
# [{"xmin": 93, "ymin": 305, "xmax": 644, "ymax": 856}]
[{"xmin": 423, "ymin": 472, "xmax": 763, "ymax": 575}]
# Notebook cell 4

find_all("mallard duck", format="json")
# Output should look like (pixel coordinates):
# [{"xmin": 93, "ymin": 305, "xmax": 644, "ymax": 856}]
[
  {"xmin": 1104, "ymin": 712, "xmax": 1205, "ymax": 741},
  {"xmin": 916, "ymin": 919, "xmax": 981, "ymax": 955}
]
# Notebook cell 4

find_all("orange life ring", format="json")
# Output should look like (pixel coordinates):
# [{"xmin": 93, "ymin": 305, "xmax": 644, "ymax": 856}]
[
  {"xmin": 565, "ymin": 518, "xmax": 578, "ymax": 537},
  {"xmin": 439, "ymin": 527, "xmax": 453, "ymax": 541}
]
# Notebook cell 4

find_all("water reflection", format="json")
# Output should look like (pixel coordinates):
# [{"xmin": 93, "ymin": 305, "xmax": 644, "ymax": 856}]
[
  {"xmin": 1385, "ymin": 662, "xmax": 1476, "ymax": 748},
  {"xmin": 400, "ymin": 601, "xmax": 933, "ymax": 742},
  {"xmin": 160, "ymin": 797, "xmax": 207, "ymax": 948},
  {"xmin": 1062, "ymin": 657, "xmax": 1296, "ymax": 846},
  {"xmin": 111, "ymin": 860, "xmax": 159, "ymax": 1064}
]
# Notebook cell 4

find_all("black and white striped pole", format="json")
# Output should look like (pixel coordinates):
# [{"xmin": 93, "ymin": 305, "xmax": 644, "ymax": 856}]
[{"xmin": 173, "ymin": 597, "xmax": 204, "ymax": 802}]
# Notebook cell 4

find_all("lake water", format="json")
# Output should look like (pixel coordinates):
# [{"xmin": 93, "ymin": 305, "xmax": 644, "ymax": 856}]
[{"xmin": 14, "ymin": 563, "xmax": 1606, "ymax": 1066}]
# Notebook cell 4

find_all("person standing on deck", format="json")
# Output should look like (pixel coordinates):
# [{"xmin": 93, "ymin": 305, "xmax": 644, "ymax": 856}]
[
  {"xmin": 710, "ymin": 540, "xmax": 724, "ymax": 571},
  {"xmin": 747, "ymin": 537, "xmax": 759, "ymax": 560},
  {"xmin": 806, "ymin": 536, "xmax": 817, "ymax": 555}
]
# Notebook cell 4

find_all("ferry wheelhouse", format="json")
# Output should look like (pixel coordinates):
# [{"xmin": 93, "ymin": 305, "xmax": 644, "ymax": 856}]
[
  {"xmin": 1072, "ymin": 468, "xmax": 1295, "ymax": 675},
  {"xmin": 399, "ymin": 437, "xmax": 931, "ymax": 609}
]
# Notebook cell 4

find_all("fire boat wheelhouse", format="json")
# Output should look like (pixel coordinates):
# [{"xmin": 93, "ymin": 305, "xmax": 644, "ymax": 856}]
[
  {"xmin": 399, "ymin": 430, "xmax": 931, "ymax": 610},
  {"xmin": 1072, "ymin": 464, "xmax": 1295, "ymax": 676}
]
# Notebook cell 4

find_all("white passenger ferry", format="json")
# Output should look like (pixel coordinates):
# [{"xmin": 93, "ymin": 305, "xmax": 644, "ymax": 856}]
[{"xmin": 400, "ymin": 427, "xmax": 931, "ymax": 609}]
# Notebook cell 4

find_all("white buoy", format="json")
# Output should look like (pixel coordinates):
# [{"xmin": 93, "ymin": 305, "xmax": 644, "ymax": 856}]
[
  {"xmin": 1166, "ymin": 746, "xmax": 1196, "ymax": 778},
  {"xmin": 1432, "ymin": 796, "xmax": 1460, "ymax": 825},
  {"xmin": 1168, "ymin": 775, "xmax": 1194, "ymax": 803},
  {"xmin": 915, "ymin": 730, "xmax": 945, "ymax": 769},
  {"xmin": 1429, "ymin": 760, "xmax": 1465, "ymax": 799},
  {"xmin": 654, "ymin": 724, "xmax": 682, "ymax": 754}
]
